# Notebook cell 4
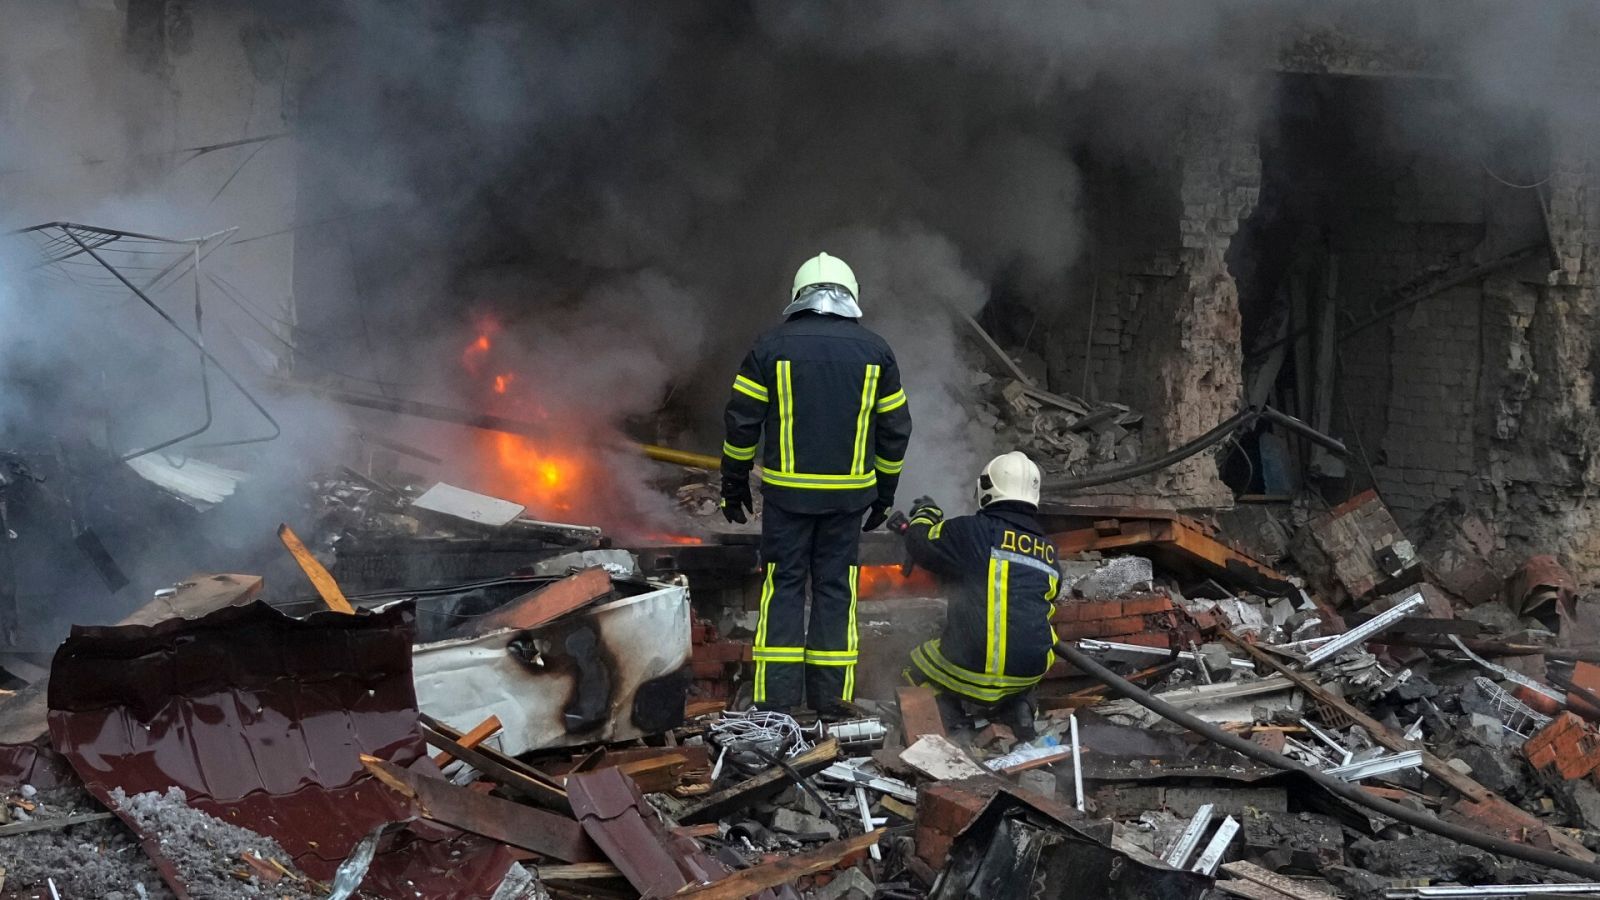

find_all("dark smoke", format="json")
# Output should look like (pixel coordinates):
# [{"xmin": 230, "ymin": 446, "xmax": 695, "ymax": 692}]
[{"xmin": 0, "ymin": 1, "xmax": 1598, "ymax": 635}]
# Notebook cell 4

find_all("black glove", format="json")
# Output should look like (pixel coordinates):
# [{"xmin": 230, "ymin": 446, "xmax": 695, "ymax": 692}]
[
  {"xmin": 720, "ymin": 475, "xmax": 753, "ymax": 524},
  {"xmin": 909, "ymin": 496, "xmax": 943, "ymax": 524},
  {"xmin": 862, "ymin": 500, "xmax": 891, "ymax": 533}
]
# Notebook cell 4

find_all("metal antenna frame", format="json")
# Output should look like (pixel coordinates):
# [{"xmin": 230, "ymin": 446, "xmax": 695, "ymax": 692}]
[{"xmin": 8, "ymin": 222, "xmax": 281, "ymax": 461}]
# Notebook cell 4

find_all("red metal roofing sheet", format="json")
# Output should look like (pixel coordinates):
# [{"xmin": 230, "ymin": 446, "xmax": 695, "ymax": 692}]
[{"xmin": 46, "ymin": 601, "xmax": 517, "ymax": 898}]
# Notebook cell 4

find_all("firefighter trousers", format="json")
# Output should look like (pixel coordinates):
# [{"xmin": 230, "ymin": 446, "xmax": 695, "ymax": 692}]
[{"xmin": 753, "ymin": 502, "xmax": 862, "ymax": 710}]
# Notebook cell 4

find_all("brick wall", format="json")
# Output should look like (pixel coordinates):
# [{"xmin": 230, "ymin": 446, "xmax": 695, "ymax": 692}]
[{"xmin": 1371, "ymin": 285, "xmax": 1481, "ymax": 515}]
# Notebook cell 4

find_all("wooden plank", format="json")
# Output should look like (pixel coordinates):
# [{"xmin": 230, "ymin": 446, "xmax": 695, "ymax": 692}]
[
  {"xmin": 0, "ymin": 811, "xmax": 114, "ymax": 836},
  {"xmin": 419, "ymin": 716, "xmax": 570, "ymax": 814},
  {"xmin": 897, "ymin": 686, "xmax": 947, "ymax": 744},
  {"xmin": 277, "ymin": 524, "xmax": 354, "ymax": 614},
  {"xmin": 685, "ymin": 699, "xmax": 727, "ymax": 718},
  {"xmin": 455, "ymin": 567, "xmax": 612, "ymax": 635},
  {"xmin": 123, "ymin": 573, "xmax": 264, "ymax": 626},
  {"xmin": 362, "ymin": 756, "xmax": 600, "ymax": 862},
  {"xmin": 676, "ymin": 739, "xmax": 839, "ymax": 825},
  {"xmin": 536, "ymin": 862, "xmax": 624, "ymax": 881},
  {"xmin": 677, "ymin": 831, "xmax": 881, "ymax": 900},
  {"xmin": 1219, "ymin": 862, "xmax": 1340, "ymax": 900},
  {"xmin": 432, "ymin": 714, "xmax": 502, "ymax": 768},
  {"xmin": 1052, "ymin": 521, "xmax": 1162, "ymax": 554},
  {"xmin": 1216, "ymin": 880, "xmax": 1297, "ymax": 900}
]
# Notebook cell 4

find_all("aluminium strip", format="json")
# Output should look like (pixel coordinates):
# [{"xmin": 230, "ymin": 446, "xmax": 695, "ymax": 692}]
[
  {"xmin": 1386, "ymin": 884, "xmax": 1600, "ymax": 898},
  {"xmin": 1450, "ymin": 635, "xmax": 1567, "ymax": 707},
  {"xmin": 1299, "ymin": 718, "xmax": 1353, "ymax": 766},
  {"xmin": 1326, "ymin": 749, "xmax": 1424, "ymax": 782},
  {"xmin": 1077, "ymin": 638, "xmax": 1256, "ymax": 670},
  {"xmin": 1304, "ymin": 592, "xmax": 1426, "ymax": 666},
  {"xmin": 1069, "ymin": 712, "xmax": 1086, "ymax": 813},
  {"xmin": 1191, "ymin": 815, "xmax": 1240, "ymax": 876},
  {"xmin": 1163, "ymin": 803, "xmax": 1215, "ymax": 868}
]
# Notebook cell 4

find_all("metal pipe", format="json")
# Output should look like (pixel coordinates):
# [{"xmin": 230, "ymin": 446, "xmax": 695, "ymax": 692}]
[
  {"xmin": 1054, "ymin": 639, "xmax": 1600, "ymax": 881},
  {"xmin": 1049, "ymin": 405, "xmax": 1347, "ymax": 493},
  {"xmin": 295, "ymin": 382, "xmax": 723, "ymax": 470}
]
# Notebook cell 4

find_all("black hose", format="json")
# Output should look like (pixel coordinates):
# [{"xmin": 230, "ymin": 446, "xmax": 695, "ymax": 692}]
[
  {"xmin": 1055, "ymin": 640, "xmax": 1600, "ymax": 882},
  {"xmin": 749, "ymin": 745, "xmax": 852, "ymax": 834},
  {"xmin": 1049, "ymin": 405, "xmax": 1347, "ymax": 493}
]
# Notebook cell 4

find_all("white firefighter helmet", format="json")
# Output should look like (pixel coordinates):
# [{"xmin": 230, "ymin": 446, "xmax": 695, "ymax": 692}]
[
  {"xmin": 977, "ymin": 451, "xmax": 1042, "ymax": 508},
  {"xmin": 782, "ymin": 251, "xmax": 862, "ymax": 318}
]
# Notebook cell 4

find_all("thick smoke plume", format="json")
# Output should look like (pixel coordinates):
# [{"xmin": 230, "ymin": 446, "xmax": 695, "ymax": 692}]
[{"xmin": 0, "ymin": 0, "xmax": 1597, "ymax": 609}]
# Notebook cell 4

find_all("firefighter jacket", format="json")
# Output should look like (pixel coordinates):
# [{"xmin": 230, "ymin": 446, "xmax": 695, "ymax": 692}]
[
  {"xmin": 906, "ymin": 501, "xmax": 1060, "ymax": 702},
  {"xmin": 722, "ymin": 311, "xmax": 913, "ymax": 515}
]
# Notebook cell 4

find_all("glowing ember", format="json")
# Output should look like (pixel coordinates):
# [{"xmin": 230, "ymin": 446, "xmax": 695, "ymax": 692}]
[
  {"xmin": 493, "ymin": 373, "xmax": 513, "ymax": 394},
  {"xmin": 644, "ymin": 533, "xmax": 705, "ymax": 546},
  {"xmin": 463, "ymin": 333, "xmax": 492, "ymax": 374},
  {"xmin": 856, "ymin": 564, "xmax": 939, "ymax": 599}
]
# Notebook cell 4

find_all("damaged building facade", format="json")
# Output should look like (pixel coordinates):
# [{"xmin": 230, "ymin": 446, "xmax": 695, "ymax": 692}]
[{"xmin": 8, "ymin": 3, "xmax": 1600, "ymax": 899}]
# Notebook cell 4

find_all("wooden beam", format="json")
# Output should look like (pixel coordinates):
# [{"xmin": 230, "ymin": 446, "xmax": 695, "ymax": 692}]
[
  {"xmin": 677, "ymin": 831, "xmax": 881, "ymax": 900},
  {"xmin": 676, "ymin": 739, "xmax": 839, "ymax": 825},
  {"xmin": 419, "ymin": 716, "xmax": 570, "ymax": 814},
  {"xmin": 455, "ymin": 567, "xmax": 612, "ymax": 635},
  {"xmin": 362, "ymin": 756, "xmax": 600, "ymax": 863},
  {"xmin": 1219, "ymin": 862, "xmax": 1340, "ymax": 900},
  {"xmin": 432, "ymin": 714, "xmax": 502, "ymax": 768},
  {"xmin": 536, "ymin": 862, "xmax": 624, "ymax": 881},
  {"xmin": 277, "ymin": 524, "xmax": 353, "ymax": 614},
  {"xmin": 0, "ymin": 811, "xmax": 114, "ymax": 836}
]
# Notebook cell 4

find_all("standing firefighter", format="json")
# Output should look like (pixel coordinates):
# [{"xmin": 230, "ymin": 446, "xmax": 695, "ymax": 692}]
[
  {"xmin": 720, "ymin": 252, "xmax": 913, "ymax": 716},
  {"xmin": 899, "ymin": 451, "xmax": 1059, "ymax": 737}
]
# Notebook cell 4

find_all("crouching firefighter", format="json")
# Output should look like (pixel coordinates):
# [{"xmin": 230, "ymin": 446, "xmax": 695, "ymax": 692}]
[
  {"xmin": 719, "ymin": 252, "xmax": 914, "ymax": 717},
  {"xmin": 899, "ymin": 451, "xmax": 1059, "ymax": 737}
]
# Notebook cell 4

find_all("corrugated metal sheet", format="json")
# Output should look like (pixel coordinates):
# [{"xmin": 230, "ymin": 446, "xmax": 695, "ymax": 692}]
[
  {"xmin": 46, "ymin": 601, "xmax": 518, "ymax": 899},
  {"xmin": 567, "ymin": 767, "xmax": 729, "ymax": 899}
]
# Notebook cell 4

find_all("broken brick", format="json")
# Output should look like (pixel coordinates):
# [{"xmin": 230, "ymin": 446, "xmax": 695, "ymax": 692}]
[
  {"xmin": 1054, "ymin": 615, "xmax": 1153, "ymax": 639},
  {"xmin": 1523, "ymin": 712, "xmax": 1600, "ymax": 780},
  {"xmin": 897, "ymin": 685, "xmax": 947, "ymax": 744},
  {"xmin": 1445, "ymin": 795, "xmax": 1548, "ymax": 846},
  {"xmin": 1251, "ymin": 730, "xmax": 1288, "ymax": 754},
  {"xmin": 914, "ymin": 777, "xmax": 1004, "ymax": 869},
  {"xmin": 1568, "ymin": 662, "xmax": 1600, "ymax": 721}
]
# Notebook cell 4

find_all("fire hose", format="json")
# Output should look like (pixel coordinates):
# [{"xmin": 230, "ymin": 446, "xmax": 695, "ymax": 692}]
[{"xmin": 1054, "ymin": 639, "xmax": 1600, "ymax": 882}]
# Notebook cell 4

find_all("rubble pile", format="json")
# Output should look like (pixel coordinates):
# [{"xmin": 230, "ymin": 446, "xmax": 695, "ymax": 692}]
[
  {"xmin": 7, "ymin": 473, "xmax": 1600, "ymax": 898},
  {"xmin": 967, "ymin": 371, "xmax": 1143, "ymax": 478}
]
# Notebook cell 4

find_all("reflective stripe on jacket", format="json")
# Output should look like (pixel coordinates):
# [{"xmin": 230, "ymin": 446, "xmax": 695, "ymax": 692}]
[
  {"xmin": 722, "ymin": 311, "xmax": 912, "ymax": 514},
  {"xmin": 905, "ymin": 502, "xmax": 1059, "ymax": 701}
]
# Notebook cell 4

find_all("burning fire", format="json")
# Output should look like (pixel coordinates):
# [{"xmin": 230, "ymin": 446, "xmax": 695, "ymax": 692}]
[
  {"xmin": 493, "ymin": 373, "xmax": 513, "ymax": 395},
  {"xmin": 463, "ymin": 332, "xmax": 493, "ymax": 375},
  {"xmin": 857, "ymin": 564, "xmax": 939, "ymax": 599},
  {"xmin": 643, "ymin": 533, "xmax": 705, "ymax": 545},
  {"xmin": 486, "ymin": 431, "xmax": 584, "ymax": 515}
]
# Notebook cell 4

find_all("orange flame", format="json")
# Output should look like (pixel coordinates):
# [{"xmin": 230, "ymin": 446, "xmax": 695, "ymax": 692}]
[
  {"xmin": 473, "ymin": 431, "xmax": 585, "ymax": 516},
  {"xmin": 643, "ymin": 533, "xmax": 705, "ymax": 546},
  {"xmin": 493, "ymin": 373, "xmax": 513, "ymax": 395},
  {"xmin": 463, "ymin": 333, "xmax": 492, "ymax": 375},
  {"xmin": 856, "ymin": 564, "xmax": 940, "ymax": 599}
]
